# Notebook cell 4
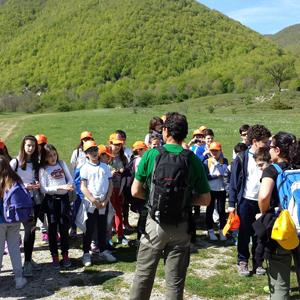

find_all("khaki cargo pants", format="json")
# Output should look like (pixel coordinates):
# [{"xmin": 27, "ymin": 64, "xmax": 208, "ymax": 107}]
[{"xmin": 129, "ymin": 215, "xmax": 190, "ymax": 300}]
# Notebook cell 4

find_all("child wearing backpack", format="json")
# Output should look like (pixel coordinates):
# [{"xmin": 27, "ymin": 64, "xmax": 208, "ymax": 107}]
[
  {"xmin": 80, "ymin": 141, "xmax": 116, "ymax": 267},
  {"xmin": 10, "ymin": 135, "xmax": 42, "ymax": 277},
  {"xmin": 70, "ymin": 131, "xmax": 94, "ymax": 238},
  {"xmin": 204, "ymin": 142, "xmax": 228, "ymax": 241},
  {"xmin": 0, "ymin": 156, "xmax": 28, "ymax": 289},
  {"xmin": 109, "ymin": 133, "xmax": 129, "ymax": 245},
  {"xmin": 39, "ymin": 144, "xmax": 74, "ymax": 268}
]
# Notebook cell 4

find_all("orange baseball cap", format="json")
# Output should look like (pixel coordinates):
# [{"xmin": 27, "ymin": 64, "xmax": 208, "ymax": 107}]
[
  {"xmin": 192, "ymin": 129, "xmax": 203, "ymax": 137},
  {"xmin": 98, "ymin": 144, "xmax": 113, "ymax": 157},
  {"xmin": 35, "ymin": 134, "xmax": 48, "ymax": 145},
  {"xmin": 132, "ymin": 141, "xmax": 148, "ymax": 152},
  {"xmin": 109, "ymin": 133, "xmax": 124, "ymax": 145},
  {"xmin": 223, "ymin": 212, "xmax": 240, "ymax": 236},
  {"xmin": 80, "ymin": 131, "xmax": 93, "ymax": 140},
  {"xmin": 209, "ymin": 142, "xmax": 222, "ymax": 151},
  {"xmin": 83, "ymin": 140, "xmax": 98, "ymax": 152},
  {"xmin": 0, "ymin": 138, "xmax": 5, "ymax": 150},
  {"xmin": 198, "ymin": 126, "xmax": 207, "ymax": 134}
]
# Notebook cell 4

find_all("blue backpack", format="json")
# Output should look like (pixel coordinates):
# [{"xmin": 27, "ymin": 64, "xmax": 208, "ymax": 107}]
[
  {"xmin": 3, "ymin": 182, "xmax": 34, "ymax": 223},
  {"xmin": 273, "ymin": 164, "xmax": 300, "ymax": 228}
]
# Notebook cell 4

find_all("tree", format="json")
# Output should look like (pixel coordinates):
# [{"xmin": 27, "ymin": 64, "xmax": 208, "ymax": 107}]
[{"xmin": 265, "ymin": 58, "xmax": 296, "ymax": 92}]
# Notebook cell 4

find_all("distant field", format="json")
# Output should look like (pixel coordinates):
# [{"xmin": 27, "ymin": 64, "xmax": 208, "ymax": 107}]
[{"xmin": 1, "ymin": 93, "xmax": 300, "ymax": 162}]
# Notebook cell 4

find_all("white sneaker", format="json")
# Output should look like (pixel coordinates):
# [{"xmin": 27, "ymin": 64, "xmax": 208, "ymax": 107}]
[
  {"xmin": 99, "ymin": 250, "xmax": 117, "ymax": 263},
  {"xmin": 15, "ymin": 277, "xmax": 27, "ymax": 289},
  {"xmin": 82, "ymin": 253, "xmax": 92, "ymax": 267},
  {"xmin": 208, "ymin": 229, "xmax": 218, "ymax": 241},
  {"xmin": 219, "ymin": 230, "xmax": 227, "ymax": 241}
]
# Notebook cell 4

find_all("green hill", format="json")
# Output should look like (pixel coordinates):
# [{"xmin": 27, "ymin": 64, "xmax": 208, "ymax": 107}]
[
  {"xmin": 267, "ymin": 24, "xmax": 300, "ymax": 56},
  {"xmin": 0, "ymin": 0, "xmax": 297, "ymax": 112}
]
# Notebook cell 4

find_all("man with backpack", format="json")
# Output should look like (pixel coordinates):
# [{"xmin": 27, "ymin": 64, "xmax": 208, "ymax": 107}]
[{"xmin": 129, "ymin": 112, "xmax": 211, "ymax": 300}]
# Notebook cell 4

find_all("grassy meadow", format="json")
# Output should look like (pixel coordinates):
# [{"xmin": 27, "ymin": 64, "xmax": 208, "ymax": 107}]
[
  {"xmin": 1, "ymin": 93, "xmax": 300, "ymax": 161},
  {"xmin": 1, "ymin": 92, "xmax": 300, "ymax": 299}
]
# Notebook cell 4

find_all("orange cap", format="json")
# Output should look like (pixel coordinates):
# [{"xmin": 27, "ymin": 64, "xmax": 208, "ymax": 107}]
[
  {"xmin": 192, "ymin": 129, "xmax": 203, "ymax": 137},
  {"xmin": 132, "ymin": 141, "xmax": 148, "ymax": 152},
  {"xmin": 209, "ymin": 142, "xmax": 222, "ymax": 151},
  {"xmin": 98, "ymin": 144, "xmax": 113, "ymax": 157},
  {"xmin": 109, "ymin": 133, "xmax": 124, "ymax": 145},
  {"xmin": 198, "ymin": 126, "xmax": 207, "ymax": 134},
  {"xmin": 35, "ymin": 134, "xmax": 48, "ymax": 145},
  {"xmin": 80, "ymin": 131, "xmax": 93, "ymax": 140},
  {"xmin": 0, "ymin": 138, "xmax": 5, "ymax": 150},
  {"xmin": 83, "ymin": 140, "xmax": 98, "ymax": 152},
  {"xmin": 223, "ymin": 212, "xmax": 240, "ymax": 236}
]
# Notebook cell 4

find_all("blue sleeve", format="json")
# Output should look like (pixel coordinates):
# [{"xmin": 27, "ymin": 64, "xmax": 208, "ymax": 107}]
[{"xmin": 229, "ymin": 156, "xmax": 243, "ymax": 207}]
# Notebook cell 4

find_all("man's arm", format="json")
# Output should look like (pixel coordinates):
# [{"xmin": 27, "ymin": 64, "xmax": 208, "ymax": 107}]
[
  {"xmin": 193, "ymin": 192, "xmax": 211, "ymax": 206},
  {"xmin": 131, "ymin": 178, "xmax": 146, "ymax": 200}
]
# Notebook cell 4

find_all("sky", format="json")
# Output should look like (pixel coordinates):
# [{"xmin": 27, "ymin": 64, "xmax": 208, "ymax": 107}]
[{"xmin": 197, "ymin": 0, "xmax": 300, "ymax": 34}]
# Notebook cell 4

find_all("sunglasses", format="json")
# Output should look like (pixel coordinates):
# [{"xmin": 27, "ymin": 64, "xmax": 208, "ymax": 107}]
[{"xmin": 240, "ymin": 133, "xmax": 247, "ymax": 137}]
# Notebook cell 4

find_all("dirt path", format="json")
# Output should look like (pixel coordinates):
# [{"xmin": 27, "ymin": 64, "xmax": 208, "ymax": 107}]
[{"xmin": 0, "ymin": 115, "xmax": 31, "ymax": 140}]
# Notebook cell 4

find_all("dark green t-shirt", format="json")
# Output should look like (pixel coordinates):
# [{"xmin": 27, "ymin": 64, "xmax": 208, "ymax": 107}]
[{"xmin": 135, "ymin": 144, "xmax": 210, "ymax": 198}]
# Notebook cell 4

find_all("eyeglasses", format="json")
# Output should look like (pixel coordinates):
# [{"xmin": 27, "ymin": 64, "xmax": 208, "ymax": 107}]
[{"xmin": 86, "ymin": 147, "xmax": 98, "ymax": 153}]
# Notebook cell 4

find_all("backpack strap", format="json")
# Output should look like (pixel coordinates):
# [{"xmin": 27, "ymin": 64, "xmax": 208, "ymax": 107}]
[
  {"xmin": 273, "ymin": 163, "xmax": 283, "ymax": 174},
  {"xmin": 13, "ymin": 158, "xmax": 19, "ymax": 172}
]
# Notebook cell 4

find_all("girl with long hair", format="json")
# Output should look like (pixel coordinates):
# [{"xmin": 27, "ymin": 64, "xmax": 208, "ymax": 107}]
[{"xmin": 10, "ymin": 135, "xmax": 41, "ymax": 277}]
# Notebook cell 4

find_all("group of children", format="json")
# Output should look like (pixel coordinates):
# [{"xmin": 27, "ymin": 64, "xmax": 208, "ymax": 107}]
[
  {"xmin": 1, "ymin": 117, "xmax": 275, "ymax": 290},
  {"xmin": 0, "ymin": 124, "xmax": 162, "ymax": 289}
]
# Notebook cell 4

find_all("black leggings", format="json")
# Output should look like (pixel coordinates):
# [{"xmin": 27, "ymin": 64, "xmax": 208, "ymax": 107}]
[
  {"xmin": 83, "ymin": 210, "xmax": 107, "ymax": 254},
  {"xmin": 205, "ymin": 190, "xmax": 226, "ymax": 230},
  {"xmin": 23, "ymin": 204, "xmax": 43, "ymax": 262}
]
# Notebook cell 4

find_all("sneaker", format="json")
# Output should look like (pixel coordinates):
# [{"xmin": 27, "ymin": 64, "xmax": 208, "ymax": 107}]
[
  {"xmin": 99, "ymin": 250, "xmax": 117, "ymax": 263},
  {"xmin": 62, "ymin": 254, "xmax": 71, "ymax": 268},
  {"xmin": 69, "ymin": 228, "xmax": 77, "ymax": 238},
  {"xmin": 82, "ymin": 253, "xmax": 92, "ymax": 267},
  {"xmin": 208, "ymin": 229, "xmax": 218, "ymax": 241},
  {"xmin": 90, "ymin": 241, "xmax": 99, "ymax": 254},
  {"xmin": 30, "ymin": 259, "xmax": 42, "ymax": 271},
  {"xmin": 255, "ymin": 266, "xmax": 266, "ymax": 275},
  {"xmin": 106, "ymin": 243, "xmax": 116, "ymax": 252},
  {"xmin": 219, "ymin": 230, "xmax": 227, "ymax": 241},
  {"xmin": 15, "ymin": 277, "xmax": 27, "ymax": 289},
  {"xmin": 42, "ymin": 232, "xmax": 49, "ymax": 243},
  {"xmin": 118, "ymin": 237, "xmax": 129, "ymax": 246},
  {"xmin": 52, "ymin": 256, "xmax": 60, "ymax": 269},
  {"xmin": 237, "ymin": 261, "xmax": 250, "ymax": 276},
  {"xmin": 23, "ymin": 261, "xmax": 33, "ymax": 277}
]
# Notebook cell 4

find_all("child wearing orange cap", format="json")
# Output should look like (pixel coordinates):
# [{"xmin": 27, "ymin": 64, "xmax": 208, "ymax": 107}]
[
  {"xmin": 69, "ymin": 131, "xmax": 94, "ymax": 238},
  {"xmin": 0, "ymin": 138, "xmax": 12, "ymax": 161},
  {"xmin": 203, "ymin": 142, "xmax": 228, "ymax": 241},
  {"xmin": 79, "ymin": 141, "xmax": 116, "ymax": 266},
  {"xmin": 108, "ymin": 133, "xmax": 129, "ymax": 245},
  {"xmin": 35, "ymin": 134, "xmax": 49, "ymax": 243}
]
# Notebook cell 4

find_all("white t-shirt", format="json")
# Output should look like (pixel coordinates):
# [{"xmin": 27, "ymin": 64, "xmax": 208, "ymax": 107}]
[
  {"xmin": 243, "ymin": 151, "xmax": 262, "ymax": 201},
  {"xmin": 80, "ymin": 161, "xmax": 112, "ymax": 214},
  {"xmin": 39, "ymin": 160, "xmax": 73, "ymax": 195},
  {"xmin": 70, "ymin": 148, "xmax": 87, "ymax": 170},
  {"xmin": 10, "ymin": 158, "xmax": 36, "ymax": 196}
]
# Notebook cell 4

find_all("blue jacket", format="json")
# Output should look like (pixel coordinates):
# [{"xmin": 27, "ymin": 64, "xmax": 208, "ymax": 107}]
[{"xmin": 229, "ymin": 150, "xmax": 249, "ymax": 208}]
